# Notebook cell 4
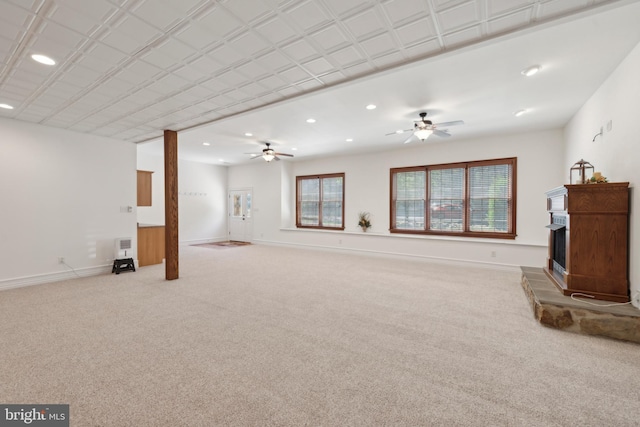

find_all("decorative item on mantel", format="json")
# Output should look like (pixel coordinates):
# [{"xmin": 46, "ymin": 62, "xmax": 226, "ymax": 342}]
[
  {"xmin": 569, "ymin": 159, "xmax": 594, "ymax": 184},
  {"xmin": 358, "ymin": 212, "xmax": 371, "ymax": 232},
  {"xmin": 588, "ymin": 171, "xmax": 608, "ymax": 183}
]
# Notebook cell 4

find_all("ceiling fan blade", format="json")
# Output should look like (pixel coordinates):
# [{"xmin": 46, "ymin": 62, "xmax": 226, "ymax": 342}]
[
  {"xmin": 403, "ymin": 134, "xmax": 416, "ymax": 144},
  {"xmin": 250, "ymin": 155, "xmax": 262, "ymax": 159},
  {"xmin": 433, "ymin": 129, "xmax": 451, "ymax": 138},
  {"xmin": 386, "ymin": 128, "xmax": 412, "ymax": 136},
  {"xmin": 435, "ymin": 120, "xmax": 464, "ymax": 127},
  {"xmin": 273, "ymin": 156, "xmax": 281, "ymax": 161},
  {"xmin": 274, "ymin": 152, "xmax": 294, "ymax": 157}
]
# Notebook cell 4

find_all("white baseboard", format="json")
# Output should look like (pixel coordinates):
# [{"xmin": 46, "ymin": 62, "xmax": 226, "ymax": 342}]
[
  {"xmin": 0, "ymin": 264, "xmax": 112, "ymax": 291},
  {"xmin": 1, "ymin": 239, "xmax": 525, "ymax": 292},
  {"xmin": 180, "ymin": 237, "xmax": 228, "ymax": 245},
  {"xmin": 252, "ymin": 239, "xmax": 523, "ymax": 272}
]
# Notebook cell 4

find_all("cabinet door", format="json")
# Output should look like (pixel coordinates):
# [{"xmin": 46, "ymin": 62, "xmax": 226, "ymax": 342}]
[
  {"xmin": 137, "ymin": 226, "xmax": 165, "ymax": 266},
  {"xmin": 137, "ymin": 170, "xmax": 153, "ymax": 206}
]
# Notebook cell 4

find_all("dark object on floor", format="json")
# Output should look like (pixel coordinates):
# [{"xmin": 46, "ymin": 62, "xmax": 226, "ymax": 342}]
[
  {"xmin": 112, "ymin": 258, "xmax": 136, "ymax": 274},
  {"xmin": 191, "ymin": 241, "xmax": 251, "ymax": 249},
  {"xmin": 212, "ymin": 241, "xmax": 251, "ymax": 247}
]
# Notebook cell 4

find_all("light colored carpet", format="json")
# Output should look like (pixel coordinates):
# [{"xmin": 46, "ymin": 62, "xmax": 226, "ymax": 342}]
[{"xmin": 1, "ymin": 244, "xmax": 639, "ymax": 426}]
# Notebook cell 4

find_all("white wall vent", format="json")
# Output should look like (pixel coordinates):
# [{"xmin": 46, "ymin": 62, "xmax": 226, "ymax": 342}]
[{"xmin": 115, "ymin": 237, "xmax": 133, "ymax": 259}]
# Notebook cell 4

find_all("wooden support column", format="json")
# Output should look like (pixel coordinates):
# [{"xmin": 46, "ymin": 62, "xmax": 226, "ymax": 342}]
[{"xmin": 164, "ymin": 130, "xmax": 179, "ymax": 280}]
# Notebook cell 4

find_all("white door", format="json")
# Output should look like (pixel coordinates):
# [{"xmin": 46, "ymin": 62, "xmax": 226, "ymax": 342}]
[{"xmin": 228, "ymin": 189, "xmax": 252, "ymax": 242}]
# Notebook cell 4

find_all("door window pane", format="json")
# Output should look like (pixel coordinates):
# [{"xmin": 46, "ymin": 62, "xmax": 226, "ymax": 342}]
[
  {"xmin": 233, "ymin": 194, "xmax": 242, "ymax": 217},
  {"xmin": 245, "ymin": 193, "xmax": 252, "ymax": 218}
]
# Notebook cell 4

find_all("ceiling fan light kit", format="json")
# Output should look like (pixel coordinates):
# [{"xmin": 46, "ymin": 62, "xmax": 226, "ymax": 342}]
[
  {"xmin": 263, "ymin": 153, "xmax": 275, "ymax": 162},
  {"xmin": 414, "ymin": 128, "xmax": 433, "ymax": 141},
  {"xmin": 391, "ymin": 112, "xmax": 464, "ymax": 144},
  {"xmin": 245, "ymin": 142, "xmax": 294, "ymax": 162}
]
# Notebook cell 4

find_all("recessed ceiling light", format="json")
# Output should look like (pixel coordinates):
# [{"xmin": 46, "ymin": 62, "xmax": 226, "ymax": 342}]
[
  {"xmin": 366, "ymin": 104, "xmax": 376, "ymax": 110},
  {"xmin": 521, "ymin": 65, "xmax": 540, "ymax": 77},
  {"xmin": 346, "ymin": 138, "xmax": 353, "ymax": 142},
  {"xmin": 244, "ymin": 132, "xmax": 253, "ymax": 137},
  {"xmin": 0, "ymin": 103, "xmax": 14, "ymax": 109},
  {"xmin": 514, "ymin": 109, "xmax": 527, "ymax": 117},
  {"xmin": 218, "ymin": 158, "xmax": 224, "ymax": 162},
  {"xmin": 292, "ymin": 147, "xmax": 298, "ymax": 151},
  {"xmin": 395, "ymin": 130, "xmax": 404, "ymax": 134},
  {"xmin": 202, "ymin": 142, "xmax": 210, "ymax": 146},
  {"xmin": 306, "ymin": 118, "xmax": 316, "ymax": 123},
  {"xmin": 31, "ymin": 54, "xmax": 56, "ymax": 65}
]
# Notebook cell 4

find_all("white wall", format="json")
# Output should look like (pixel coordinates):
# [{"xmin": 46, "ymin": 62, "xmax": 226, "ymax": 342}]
[
  {"xmin": 565, "ymin": 40, "xmax": 640, "ymax": 307},
  {"xmin": 136, "ymin": 153, "xmax": 165, "ymax": 226},
  {"xmin": 227, "ymin": 160, "xmax": 283, "ymax": 242},
  {"xmin": 229, "ymin": 128, "xmax": 564, "ymax": 269},
  {"xmin": 179, "ymin": 159, "xmax": 228, "ymax": 244},
  {"xmin": 0, "ymin": 118, "xmax": 137, "ymax": 289},
  {"xmin": 136, "ymin": 150, "xmax": 228, "ymax": 244}
]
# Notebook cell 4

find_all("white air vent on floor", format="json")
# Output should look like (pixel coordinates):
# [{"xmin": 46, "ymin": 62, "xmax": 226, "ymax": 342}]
[{"xmin": 115, "ymin": 237, "xmax": 132, "ymax": 259}]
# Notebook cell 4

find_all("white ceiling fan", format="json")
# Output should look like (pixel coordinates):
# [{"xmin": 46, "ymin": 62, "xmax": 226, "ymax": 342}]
[
  {"xmin": 245, "ymin": 142, "xmax": 294, "ymax": 162},
  {"xmin": 388, "ymin": 112, "xmax": 464, "ymax": 143}
]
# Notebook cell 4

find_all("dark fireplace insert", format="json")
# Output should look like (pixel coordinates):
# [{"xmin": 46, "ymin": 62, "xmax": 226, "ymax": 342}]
[{"xmin": 546, "ymin": 215, "xmax": 566, "ymax": 277}]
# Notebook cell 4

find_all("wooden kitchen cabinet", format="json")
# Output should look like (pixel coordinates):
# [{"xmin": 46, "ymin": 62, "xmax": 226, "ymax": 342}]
[
  {"xmin": 137, "ymin": 225, "xmax": 165, "ymax": 267},
  {"xmin": 137, "ymin": 170, "xmax": 153, "ymax": 206}
]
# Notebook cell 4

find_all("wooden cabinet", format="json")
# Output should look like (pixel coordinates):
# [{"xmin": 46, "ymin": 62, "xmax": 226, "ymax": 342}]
[
  {"xmin": 137, "ymin": 225, "xmax": 165, "ymax": 267},
  {"xmin": 544, "ymin": 182, "xmax": 629, "ymax": 302},
  {"xmin": 137, "ymin": 170, "xmax": 153, "ymax": 206}
]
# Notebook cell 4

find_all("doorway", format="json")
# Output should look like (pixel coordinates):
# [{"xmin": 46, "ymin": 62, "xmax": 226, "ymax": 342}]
[{"xmin": 228, "ymin": 189, "xmax": 253, "ymax": 242}]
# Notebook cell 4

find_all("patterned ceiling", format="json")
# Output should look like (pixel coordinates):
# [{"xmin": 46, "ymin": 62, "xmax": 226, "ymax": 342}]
[{"xmin": 0, "ymin": 0, "xmax": 626, "ymax": 146}]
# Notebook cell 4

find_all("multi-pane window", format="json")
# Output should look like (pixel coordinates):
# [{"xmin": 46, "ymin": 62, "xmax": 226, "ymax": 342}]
[
  {"xmin": 429, "ymin": 167, "xmax": 465, "ymax": 232},
  {"xmin": 296, "ymin": 173, "xmax": 345, "ymax": 229},
  {"xmin": 391, "ymin": 158, "xmax": 516, "ymax": 238},
  {"xmin": 392, "ymin": 168, "xmax": 426, "ymax": 230},
  {"xmin": 468, "ymin": 163, "xmax": 512, "ymax": 233}
]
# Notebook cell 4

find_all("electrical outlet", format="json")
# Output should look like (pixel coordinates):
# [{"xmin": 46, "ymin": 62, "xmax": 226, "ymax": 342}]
[
  {"xmin": 58, "ymin": 257, "xmax": 65, "ymax": 264},
  {"xmin": 634, "ymin": 291, "xmax": 640, "ymax": 305}
]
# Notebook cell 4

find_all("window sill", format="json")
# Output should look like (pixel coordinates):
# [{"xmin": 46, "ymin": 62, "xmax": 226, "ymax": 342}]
[
  {"xmin": 390, "ymin": 229, "xmax": 516, "ymax": 240},
  {"xmin": 279, "ymin": 227, "xmax": 544, "ymax": 247}
]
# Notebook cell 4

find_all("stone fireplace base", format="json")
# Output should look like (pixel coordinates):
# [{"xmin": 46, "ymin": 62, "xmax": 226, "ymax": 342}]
[{"xmin": 520, "ymin": 267, "xmax": 640, "ymax": 343}]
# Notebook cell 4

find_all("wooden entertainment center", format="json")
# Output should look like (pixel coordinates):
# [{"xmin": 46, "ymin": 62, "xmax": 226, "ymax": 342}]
[{"xmin": 544, "ymin": 182, "xmax": 630, "ymax": 302}]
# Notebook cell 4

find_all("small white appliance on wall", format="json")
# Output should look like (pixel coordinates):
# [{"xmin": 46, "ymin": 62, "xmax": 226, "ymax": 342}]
[{"xmin": 114, "ymin": 237, "xmax": 133, "ymax": 260}]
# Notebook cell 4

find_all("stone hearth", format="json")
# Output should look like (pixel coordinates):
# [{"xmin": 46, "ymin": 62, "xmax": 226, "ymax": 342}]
[{"xmin": 520, "ymin": 267, "xmax": 640, "ymax": 343}]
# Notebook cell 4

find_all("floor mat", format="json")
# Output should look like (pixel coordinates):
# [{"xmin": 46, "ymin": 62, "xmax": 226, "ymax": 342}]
[{"xmin": 191, "ymin": 241, "xmax": 251, "ymax": 249}]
